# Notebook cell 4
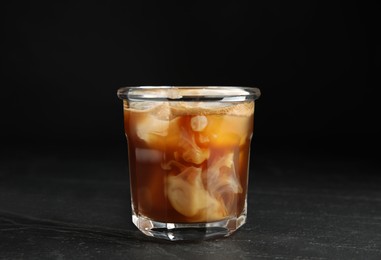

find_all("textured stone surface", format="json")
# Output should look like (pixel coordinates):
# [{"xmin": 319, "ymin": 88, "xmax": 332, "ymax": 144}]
[{"xmin": 1, "ymin": 150, "xmax": 380, "ymax": 259}]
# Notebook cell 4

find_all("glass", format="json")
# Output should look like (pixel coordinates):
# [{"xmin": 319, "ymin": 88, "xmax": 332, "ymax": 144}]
[{"xmin": 117, "ymin": 86, "xmax": 261, "ymax": 241}]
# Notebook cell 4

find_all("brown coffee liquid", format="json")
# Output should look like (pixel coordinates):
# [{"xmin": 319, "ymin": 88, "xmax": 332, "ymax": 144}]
[{"xmin": 124, "ymin": 101, "xmax": 254, "ymax": 223}]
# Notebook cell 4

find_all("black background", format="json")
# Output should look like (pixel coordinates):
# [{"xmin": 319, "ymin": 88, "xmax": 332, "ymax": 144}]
[
  {"xmin": 1, "ymin": 2, "xmax": 381, "ymax": 258},
  {"xmin": 2, "ymin": 1, "xmax": 380, "ymax": 161}
]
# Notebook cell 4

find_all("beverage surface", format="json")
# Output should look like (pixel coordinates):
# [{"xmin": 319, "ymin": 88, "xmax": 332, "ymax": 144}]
[{"xmin": 124, "ymin": 100, "xmax": 254, "ymax": 223}]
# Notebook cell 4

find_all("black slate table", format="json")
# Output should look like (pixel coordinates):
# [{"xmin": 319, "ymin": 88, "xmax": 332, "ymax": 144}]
[{"xmin": 1, "ymin": 147, "xmax": 380, "ymax": 259}]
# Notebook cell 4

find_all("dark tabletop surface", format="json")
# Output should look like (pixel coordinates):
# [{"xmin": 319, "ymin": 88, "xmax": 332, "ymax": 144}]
[{"xmin": 1, "ymin": 147, "xmax": 380, "ymax": 260}]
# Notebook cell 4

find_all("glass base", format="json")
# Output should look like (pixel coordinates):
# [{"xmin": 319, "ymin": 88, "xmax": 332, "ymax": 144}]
[{"xmin": 132, "ymin": 214, "xmax": 246, "ymax": 241}]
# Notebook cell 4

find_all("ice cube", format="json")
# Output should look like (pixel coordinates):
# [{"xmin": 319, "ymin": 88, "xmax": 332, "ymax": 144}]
[
  {"xmin": 128, "ymin": 101, "xmax": 161, "ymax": 110},
  {"xmin": 136, "ymin": 115, "xmax": 169, "ymax": 145},
  {"xmin": 128, "ymin": 101, "xmax": 171, "ymax": 120}
]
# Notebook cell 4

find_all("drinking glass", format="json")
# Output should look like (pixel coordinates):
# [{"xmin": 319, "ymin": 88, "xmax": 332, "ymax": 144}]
[{"xmin": 117, "ymin": 86, "xmax": 261, "ymax": 241}]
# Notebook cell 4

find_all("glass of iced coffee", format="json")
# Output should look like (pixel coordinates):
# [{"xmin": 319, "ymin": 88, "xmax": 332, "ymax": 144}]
[{"xmin": 117, "ymin": 86, "xmax": 260, "ymax": 241}]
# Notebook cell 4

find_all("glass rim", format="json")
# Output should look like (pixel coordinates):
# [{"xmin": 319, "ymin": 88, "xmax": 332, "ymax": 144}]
[{"xmin": 117, "ymin": 86, "xmax": 261, "ymax": 102}]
